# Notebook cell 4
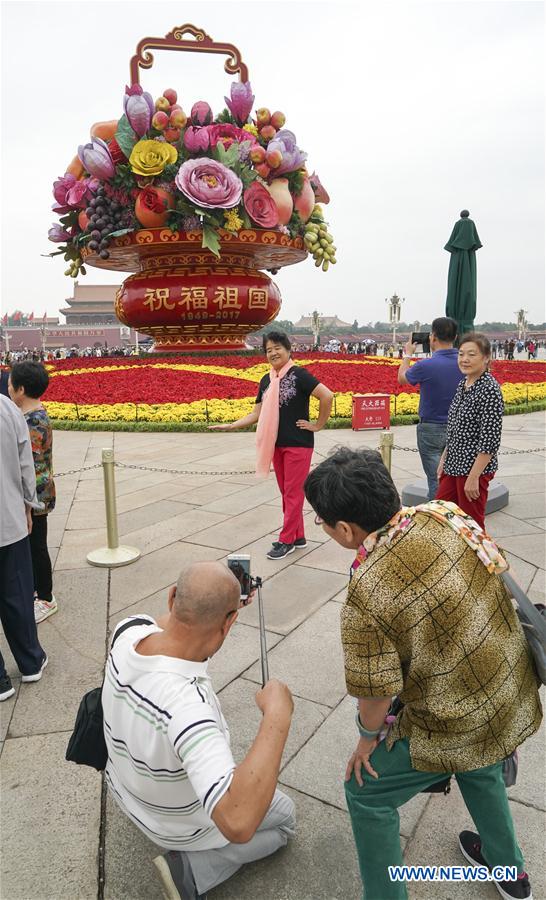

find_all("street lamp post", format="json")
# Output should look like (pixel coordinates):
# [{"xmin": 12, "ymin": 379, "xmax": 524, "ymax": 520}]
[{"xmin": 386, "ymin": 294, "xmax": 404, "ymax": 347}]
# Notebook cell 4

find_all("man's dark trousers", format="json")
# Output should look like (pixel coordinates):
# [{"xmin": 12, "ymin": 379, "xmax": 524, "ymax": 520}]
[
  {"xmin": 416, "ymin": 422, "xmax": 447, "ymax": 500},
  {"xmin": 0, "ymin": 537, "xmax": 44, "ymax": 677}
]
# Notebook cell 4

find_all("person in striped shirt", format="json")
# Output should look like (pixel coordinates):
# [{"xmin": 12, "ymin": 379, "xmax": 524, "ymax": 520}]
[{"xmin": 102, "ymin": 561, "xmax": 295, "ymax": 900}]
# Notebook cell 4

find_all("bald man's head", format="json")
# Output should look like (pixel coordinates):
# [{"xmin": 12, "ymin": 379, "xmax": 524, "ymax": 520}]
[{"xmin": 172, "ymin": 561, "xmax": 241, "ymax": 627}]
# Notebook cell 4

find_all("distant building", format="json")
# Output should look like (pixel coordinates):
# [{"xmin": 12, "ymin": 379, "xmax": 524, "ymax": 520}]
[
  {"xmin": 60, "ymin": 282, "xmax": 119, "ymax": 325},
  {"xmin": 292, "ymin": 315, "xmax": 353, "ymax": 330}
]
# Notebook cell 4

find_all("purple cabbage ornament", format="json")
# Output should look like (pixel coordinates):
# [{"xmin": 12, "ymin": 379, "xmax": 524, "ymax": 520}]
[
  {"xmin": 266, "ymin": 129, "xmax": 307, "ymax": 176},
  {"xmin": 175, "ymin": 158, "xmax": 243, "ymax": 209},
  {"xmin": 224, "ymin": 81, "xmax": 254, "ymax": 125},
  {"xmin": 123, "ymin": 84, "xmax": 155, "ymax": 137},
  {"xmin": 78, "ymin": 137, "xmax": 115, "ymax": 180}
]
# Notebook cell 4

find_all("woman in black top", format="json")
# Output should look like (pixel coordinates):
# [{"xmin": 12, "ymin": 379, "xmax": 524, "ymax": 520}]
[
  {"xmin": 436, "ymin": 333, "xmax": 504, "ymax": 529},
  {"xmin": 210, "ymin": 332, "xmax": 333, "ymax": 559}
]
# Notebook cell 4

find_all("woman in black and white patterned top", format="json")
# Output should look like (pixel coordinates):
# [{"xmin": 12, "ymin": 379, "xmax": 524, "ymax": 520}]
[{"xmin": 436, "ymin": 333, "xmax": 503, "ymax": 529}]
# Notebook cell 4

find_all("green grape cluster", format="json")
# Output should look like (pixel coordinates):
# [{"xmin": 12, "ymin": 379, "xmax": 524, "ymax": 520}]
[
  {"xmin": 303, "ymin": 212, "xmax": 337, "ymax": 272},
  {"xmin": 64, "ymin": 257, "xmax": 86, "ymax": 278}
]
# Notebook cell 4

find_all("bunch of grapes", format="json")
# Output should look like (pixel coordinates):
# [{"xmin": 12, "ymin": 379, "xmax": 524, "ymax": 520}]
[
  {"xmin": 83, "ymin": 184, "xmax": 125, "ymax": 260},
  {"xmin": 303, "ymin": 207, "xmax": 337, "ymax": 272}
]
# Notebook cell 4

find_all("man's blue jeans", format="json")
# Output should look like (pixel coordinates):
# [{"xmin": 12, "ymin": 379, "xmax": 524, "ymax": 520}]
[{"xmin": 416, "ymin": 422, "xmax": 447, "ymax": 500}]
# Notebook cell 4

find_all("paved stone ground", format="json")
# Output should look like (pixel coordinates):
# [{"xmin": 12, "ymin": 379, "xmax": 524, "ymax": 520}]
[{"xmin": 1, "ymin": 413, "xmax": 544, "ymax": 900}]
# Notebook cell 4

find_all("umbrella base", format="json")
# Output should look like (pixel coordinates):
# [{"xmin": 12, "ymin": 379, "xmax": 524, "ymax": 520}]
[{"xmin": 401, "ymin": 479, "xmax": 509, "ymax": 514}]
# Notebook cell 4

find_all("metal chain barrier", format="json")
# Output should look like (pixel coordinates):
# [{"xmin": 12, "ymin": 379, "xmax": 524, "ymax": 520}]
[
  {"xmin": 53, "ymin": 445, "xmax": 545, "ymax": 478},
  {"xmin": 392, "ymin": 445, "xmax": 546, "ymax": 455}
]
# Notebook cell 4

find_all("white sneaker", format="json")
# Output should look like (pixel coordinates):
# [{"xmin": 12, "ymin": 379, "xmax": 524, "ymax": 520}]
[
  {"xmin": 35, "ymin": 596, "xmax": 57, "ymax": 624},
  {"xmin": 21, "ymin": 655, "xmax": 48, "ymax": 683}
]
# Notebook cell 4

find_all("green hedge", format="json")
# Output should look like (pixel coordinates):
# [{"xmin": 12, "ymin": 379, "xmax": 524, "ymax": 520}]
[{"xmin": 51, "ymin": 400, "xmax": 545, "ymax": 433}]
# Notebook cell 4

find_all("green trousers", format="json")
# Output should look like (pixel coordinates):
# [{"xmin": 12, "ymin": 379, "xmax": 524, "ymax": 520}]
[{"xmin": 344, "ymin": 738, "xmax": 524, "ymax": 900}]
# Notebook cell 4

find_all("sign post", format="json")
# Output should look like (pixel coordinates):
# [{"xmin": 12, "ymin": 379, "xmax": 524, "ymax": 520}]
[{"xmin": 352, "ymin": 394, "xmax": 391, "ymax": 431}]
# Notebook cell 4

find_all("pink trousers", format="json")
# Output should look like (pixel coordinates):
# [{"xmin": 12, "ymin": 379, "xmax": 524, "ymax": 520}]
[{"xmin": 272, "ymin": 446, "xmax": 314, "ymax": 544}]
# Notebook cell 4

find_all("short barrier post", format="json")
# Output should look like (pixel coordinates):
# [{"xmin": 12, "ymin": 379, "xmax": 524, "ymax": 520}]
[
  {"xmin": 87, "ymin": 448, "xmax": 141, "ymax": 568},
  {"xmin": 379, "ymin": 430, "xmax": 394, "ymax": 473}
]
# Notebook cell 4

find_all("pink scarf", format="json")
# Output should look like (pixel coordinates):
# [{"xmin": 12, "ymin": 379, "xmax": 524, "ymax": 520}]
[{"xmin": 255, "ymin": 360, "xmax": 294, "ymax": 477}]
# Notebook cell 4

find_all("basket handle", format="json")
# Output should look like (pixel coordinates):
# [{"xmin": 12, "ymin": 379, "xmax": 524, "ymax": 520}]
[{"xmin": 129, "ymin": 24, "xmax": 249, "ymax": 85}]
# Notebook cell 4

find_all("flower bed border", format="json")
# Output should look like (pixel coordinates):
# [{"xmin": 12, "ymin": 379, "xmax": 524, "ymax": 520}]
[{"xmin": 49, "ymin": 399, "xmax": 546, "ymax": 433}]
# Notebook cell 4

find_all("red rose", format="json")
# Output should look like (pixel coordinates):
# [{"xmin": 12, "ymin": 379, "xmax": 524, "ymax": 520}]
[{"xmin": 243, "ymin": 182, "xmax": 279, "ymax": 229}]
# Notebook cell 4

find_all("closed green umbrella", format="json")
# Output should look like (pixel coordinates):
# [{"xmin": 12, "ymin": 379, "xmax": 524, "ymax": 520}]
[{"xmin": 444, "ymin": 209, "xmax": 482, "ymax": 338}]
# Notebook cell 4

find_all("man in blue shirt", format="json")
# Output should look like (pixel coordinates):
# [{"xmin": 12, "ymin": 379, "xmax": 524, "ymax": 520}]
[{"xmin": 398, "ymin": 317, "xmax": 461, "ymax": 499}]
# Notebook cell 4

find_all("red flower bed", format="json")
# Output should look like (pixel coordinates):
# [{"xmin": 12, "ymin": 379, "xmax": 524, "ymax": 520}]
[{"xmin": 44, "ymin": 368, "xmax": 255, "ymax": 404}]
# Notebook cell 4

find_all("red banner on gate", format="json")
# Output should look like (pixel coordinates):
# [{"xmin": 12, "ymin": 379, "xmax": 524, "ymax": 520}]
[{"xmin": 352, "ymin": 394, "xmax": 391, "ymax": 431}]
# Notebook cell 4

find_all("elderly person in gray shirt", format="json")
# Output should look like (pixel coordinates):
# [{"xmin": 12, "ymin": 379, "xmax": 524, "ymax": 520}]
[{"xmin": 0, "ymin": 395, "xmax": 47, "ymax": 700}]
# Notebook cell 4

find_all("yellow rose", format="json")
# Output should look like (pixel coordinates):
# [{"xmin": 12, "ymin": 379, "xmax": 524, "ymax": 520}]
[{"xmin": 129, "ymin": 140, "xmax": 178, "ymax": 177}]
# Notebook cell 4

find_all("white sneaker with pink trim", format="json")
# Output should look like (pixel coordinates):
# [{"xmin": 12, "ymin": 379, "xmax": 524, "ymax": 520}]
[{"xmin": 34, "ymin": 597, "xmax": 58, "ymax": 624}]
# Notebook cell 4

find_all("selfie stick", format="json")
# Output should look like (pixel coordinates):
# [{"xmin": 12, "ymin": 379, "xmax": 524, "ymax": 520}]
[{"xmin": 254, "ymin": 577, "xmax": 269, "ymax": 686}]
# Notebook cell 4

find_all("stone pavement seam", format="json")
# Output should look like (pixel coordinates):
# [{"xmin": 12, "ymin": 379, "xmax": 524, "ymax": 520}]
[{"xmin": 0, "ymin": 682, "xmax": 21, "ymax": 754}]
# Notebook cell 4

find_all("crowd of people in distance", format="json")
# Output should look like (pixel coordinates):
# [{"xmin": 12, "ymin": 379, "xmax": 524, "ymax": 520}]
[{"xmin": 0, "ymin": 345, "xmax": 139, "ymax": 365}]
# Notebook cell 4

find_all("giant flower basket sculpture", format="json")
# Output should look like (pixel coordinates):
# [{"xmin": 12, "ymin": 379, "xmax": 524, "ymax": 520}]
[{"xmin": 47, "ymin": 26, "xmax": 336, "ymax": 351}]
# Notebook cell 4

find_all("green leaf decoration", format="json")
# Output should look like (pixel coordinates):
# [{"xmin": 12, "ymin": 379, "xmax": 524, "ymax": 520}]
[
  {"xmin": 202, "ymin": 222, "xmax": 221, "ymax": 257},
  {"xmin": 115, "ymin": 114, "xmax": 137, "ymax": 159},
  {"xmin": 108, "ymin": 227, "xmax": 135, "ymax": 238}
]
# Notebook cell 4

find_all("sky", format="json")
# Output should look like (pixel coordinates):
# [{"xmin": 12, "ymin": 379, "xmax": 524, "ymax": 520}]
[{"xmin": 1, "ymin": 0, "xmax": 544, "ymax": 326}]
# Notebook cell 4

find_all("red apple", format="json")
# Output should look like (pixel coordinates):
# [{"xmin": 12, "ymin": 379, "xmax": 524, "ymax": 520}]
[
  {"xmin": 170, "ymin": 108, "xmax": 187, "ymax": 128},
  {"xmin": 270, "ymin": 111, "xmax": 286, "ymax": 130},
  {"xmin": 155, "ymin": 96, "xmax": 170, "ymax": 112},
  {"xmin": 260, "ymin": 125, "xmax": 277, "ymax": 143},
  {"xmin": 266, "ymin": 148, "xmax": 282, "ymax": 169},
  {"xmin": 164, "ymin": 127, "xmax": 181, "ymax": 142},
  {"xmin": 294, "ymin": 176, "xmax": 315, "ymax": 222},
  {"xmin": 250, "ymin": 145, "xmax": 266, "ymax": 164},
  {"xmin": 255, "ymin": 163, "xmax": 271, "ymax": 179},
  {"xmin": 163, "ymin": 88, "xmax": 177, "ymax": 105},
  {"xmin": 256, "ymin": 107, "xmax": 271, "ymax": 127},
  {"xmin": 152, "ymin": 111, "xmax": 169, "ymax": 131},
  {"xmin": 265, "ymin": 177, "xmax": 293, "ymax": 225}
]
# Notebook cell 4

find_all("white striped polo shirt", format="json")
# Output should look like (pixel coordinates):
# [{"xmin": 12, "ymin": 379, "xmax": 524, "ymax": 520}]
[{"xmin": 102, "ymin": 616, "xmax": 235, "ymax": 851}]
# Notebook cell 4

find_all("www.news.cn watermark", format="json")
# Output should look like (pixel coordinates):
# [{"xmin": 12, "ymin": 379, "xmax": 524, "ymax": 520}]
[{"xmin": 389, "ymin": 866, "xmax": 518, "ymax": 883}]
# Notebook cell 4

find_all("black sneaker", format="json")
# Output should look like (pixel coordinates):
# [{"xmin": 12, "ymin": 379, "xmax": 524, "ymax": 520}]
[
  {"xmin": 459, "ymin": 831, "xmax": 532, "ymax": 899},
  {"xmin": 267, "ymin": 542, "xmax": 295, "ymax": 560},
  {"xmin": 271, "ymin": 538, "xmax": 307, "ymax": 550},
  {"xmin": 153, "ymin": 851, "xmax": 206, "ymax": 899},
  {"xmin": 0, "ymin": 675, "xmax": 15, "ymax": 702}
]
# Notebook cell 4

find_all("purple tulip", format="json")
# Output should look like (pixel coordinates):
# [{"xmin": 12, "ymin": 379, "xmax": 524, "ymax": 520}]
[
  {"xmin": 78, "ymin": 137, "xmax": 115, "ymax": 180},
  {"xmin": 224, "ymin": 80, "xmax": 254, "ymax": 125},
  {"xmin": 48, "ymin": 223, "xmax": 72, "ymax": 243},
  {"xmin": 175, "ymin": 158, "xmax": 243, "ymax": 209},
  {"xmin": 183, "ymin": 126, "xmax": 211, "ymax": 154},
  {"xmin": 124, "ymin": 83, "xmax": 155, "ymax": 137},
  {"xmin": 52, "ymin": 173, "xmax": 96, "ymax": 213},
  {"xmin": 267, "ymin": 129, "xmax": 307, "ymax": 176},
  {"xmin": 309, "ymin": 171, "xmax": 330, "ymax": 204},
  {"xmin": 191, "ymin": 101, "xmax": 213, "ymax": 126}
]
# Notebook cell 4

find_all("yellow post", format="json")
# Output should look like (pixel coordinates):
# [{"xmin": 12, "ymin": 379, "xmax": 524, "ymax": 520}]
[
  {"xmin": 379, "ymin": 430, "xmax": 394, "ymax": 473},
  {"xmin": 87, "ymin": 449, "xmax": 140, "ymax": 568}
]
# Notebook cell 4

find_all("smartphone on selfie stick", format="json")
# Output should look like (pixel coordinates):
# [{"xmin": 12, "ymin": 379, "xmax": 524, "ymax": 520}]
[{"xmin": 227, "ymin": 556, "xmax": 269, "ymax": 686}]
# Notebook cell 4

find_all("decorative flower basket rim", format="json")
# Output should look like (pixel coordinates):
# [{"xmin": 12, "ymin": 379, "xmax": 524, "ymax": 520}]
[{"xmin": 81, "ymin": 227, "xmax": 307, "ymax": 273}]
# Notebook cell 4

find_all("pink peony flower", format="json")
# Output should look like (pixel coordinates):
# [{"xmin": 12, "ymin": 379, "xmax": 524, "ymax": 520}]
[
  {"xmin": 224, "ymin": 81, "xmax": 254, "ymax": 125},
  {"xmin": 183, "ymin": 126, "xmax": 210, "ymax": 154},
  {"xmin": 207, "ymin": 123, "xmax": 257, "ymax": 150},
  {"xmin": 175, "ymin": 158, "xmax": 243, "ymax": 209},
  {"xmin": 243, "ymin": 182, "xmax": 279, "ymax": 228},
  {"xmin": 52, "ymin": 174, "xmax": 97, "ymax": 213}
]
